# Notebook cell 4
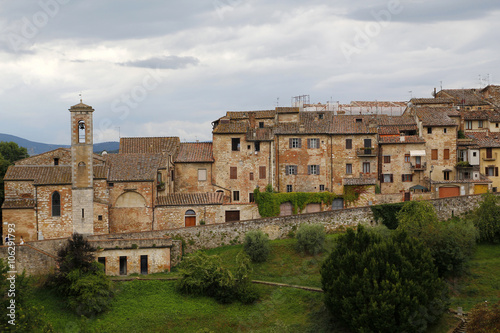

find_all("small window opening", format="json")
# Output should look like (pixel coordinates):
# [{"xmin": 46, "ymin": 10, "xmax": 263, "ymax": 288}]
[
  {"xmin": 54, "ymin": 158, "xmax": 59, "ymax": 165},
  {"xmin": 259, "ymin": 122, "xmax": 264, "ymax": 128},
  {"xmin": 78, "ymin": 121, "xmax": 86, "ymax": 143}
]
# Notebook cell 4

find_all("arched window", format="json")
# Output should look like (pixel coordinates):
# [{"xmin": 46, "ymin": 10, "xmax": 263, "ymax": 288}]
[
  {"xmin": 78, "ymin": 161, "xmax": 86, "ymax": 167},
  {"xmin": 78, "ymin": 120, "xmax": 86, "ymax": 143},
  {"xmin": 184, "ymin": 209, "xmax": 196, "ymax": 227},
  {"xmin": 52, "ymin": 191, "xmax": 61, "ymax": 217}
]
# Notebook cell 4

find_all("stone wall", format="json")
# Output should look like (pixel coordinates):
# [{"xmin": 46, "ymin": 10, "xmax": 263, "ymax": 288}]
[{"xmin": 2, "ymin": 193, "xmax": 493, "ymax": 275}]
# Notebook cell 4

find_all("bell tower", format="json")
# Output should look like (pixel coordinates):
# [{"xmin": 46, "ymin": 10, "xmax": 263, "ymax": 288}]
[{"xmin": 69, "ymin": 100, "xmax": 94, "ymax": 235}]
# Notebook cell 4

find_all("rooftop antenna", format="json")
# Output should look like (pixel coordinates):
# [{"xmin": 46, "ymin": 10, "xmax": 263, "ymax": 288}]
[
  {"xmin": 115, "ymin": 127, "xmax": 120, "ymax": 139},
  {"xmin": 408, "ymin": 91, "xmax": 413, "ymax": 99},
  {"xmin": 79, "ymin": 92, "xmax": 82, "ymax": 103},
  {"xmin": 440, "ymin": 81, "xmax": 443, "ymax": 91},
  {"xmin": 276, "ymin": 97, "xmax": 279, "ymax": 107}
]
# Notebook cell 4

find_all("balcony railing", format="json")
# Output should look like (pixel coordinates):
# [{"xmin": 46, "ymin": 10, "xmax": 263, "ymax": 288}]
[
  {"xmin": 410, "ymin": 162, "xmax": 427, "ymax": 171},
  {"xmin": 356, "ymin": 147, "xmax": 378, "ymax": 157}
]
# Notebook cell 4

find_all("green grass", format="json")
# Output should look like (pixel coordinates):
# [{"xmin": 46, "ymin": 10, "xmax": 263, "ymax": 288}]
[
  {"xmin": 449, "ymin": 243, "xmax": 500, "ymax": 311},
  {"xmin": 32, "ymin": 280, "xmax": 340, "ymax": 333},
  {"xmin": 29, "ymin": 235, "xmax": 500, "ymax": 332}
]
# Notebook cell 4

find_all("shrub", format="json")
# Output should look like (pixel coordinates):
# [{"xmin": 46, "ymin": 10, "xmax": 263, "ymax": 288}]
[
  {"xmin": 370, "ymin": 202, "xmax": 404, "ymax": 229},
  {"xmin": 295, "ymin": 223, "xmax": 325, "ymax": 255},
  {"xmin": 397, "ymin": 201, "xmax": 478, "ymax": 277},
  {"xmin": 66, "ymin": 264, "xmax": 114, "ymax": 316},
  {"xmin": 470, "ymin": 192, "xmax": 500, "ymax": 243},
  {"xmin": 243, "ymin": 230, "xmax": 271, "ymax": 263},
  {"xmin": 51, "ymin": 233, "xmax": 113, "ymax": 317},
  {"xmin": 321, "ymin": 226, "xmax": 448, "ymax": 333},
  {"xmin": 467, "ymin": 300, "xmax": 500, "ymax": 333},
  {"xmin": 177, "ymin": 251, "xmax": 259, "ymax": 304}
]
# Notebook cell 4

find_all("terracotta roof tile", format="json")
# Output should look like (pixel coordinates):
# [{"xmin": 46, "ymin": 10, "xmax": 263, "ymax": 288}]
[
  {"xmin": 2, "ymin": 198, "xmax": 36, "ymax": 209},
  {"xmin": 276, "ymin": 107, "xmax": 300, "ymax": 114},
  {"xmin": 175, "ymin": 142, "xmax": 214, "ymax": 163},
  {"xmin": 157, "ymin": 192, "xmax": 224, "ymax": 206},
  {"xmin": 465, "ymin": 131, "xmax": 500, "ymax": 148},
  {"xmin": 410, "ymin": 98, "xmax": 454, "ymax": 105},
  {"xmin": 437, "ymin": 89, "xmax": 489, "ymax": 106},
  {"xmin": 4, "ymin": 166, "xmax": 72, "ymax": 185},
  {"xmin": 4, "ymin": 165, "xmax": 108, "ymax": 184},
  {"xmin": 119, "ymin": 137, "xmax": 180, "ymax": 155},
  {"xmin": 226, "ymin": 110, "xmax": 276, "ymax": 119},
  {"xmin": 414, "ymin": 107, "xmax": 457, "ymax": 126},
  {"xmin": 378, "ymin": 136, "xmax": 426, "ymax": 144},
  {"xmin": 104, "ymin": 154, "xmax": 165, "ymax": 182},
  {"xmin": 213, "ymin": 121, "xmax": 248, "ymax": 134},
  {"xmin": 330, "ymin": 115, "xmax": 378, "ymax": 134}
]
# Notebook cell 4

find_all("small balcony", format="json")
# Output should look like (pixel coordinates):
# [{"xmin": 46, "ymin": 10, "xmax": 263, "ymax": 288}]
[
  {"xmin": 410, "ymin": 162, "xmax": 427, "ymax": 171},
  {"xmin": 356, "ymin": 147, "xmax": 378, "ymax": 157},
  {"xmin": 455, "ymin": 161, "xmax": 473, "ymax": 169}
]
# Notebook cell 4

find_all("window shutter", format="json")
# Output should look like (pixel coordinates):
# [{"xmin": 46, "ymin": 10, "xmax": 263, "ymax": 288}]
[
  {"xmin": 230, "ymin": 167, "xmax": 237, "ymax": 179},
  {"xmin": 486, "ymin": 167, "xmax": 488, "ymax": 175},
  {"xmin": 401, "ymin": 175, "xmax": 404, "ymax": 182},
  {"xmin": 390, "ymin": 174, "xmax": 393, "ymax": 183},
  {"xmin": 298, "ymin": 138, "xmax": 302, "ymax": 148},
  {"xmin": 317, "ymin": 165, "xmax": 320, "ymax": 175},
  {"xmin": 307, "ymin": 165, "xmax": 311, "ymax": 175},
  {"xmin": 259, "ymin": 166, "xmax": 266, "ymax": 179},
  {"xmin": 496, "ymin": 167, "xmax": 499, "ymax": 177},
  {"xmin": 410, "ymin": 174, "xmax": 413, "ymax": 182},
  {"xmin": 307, "ymin": 139, "xmax": 311, "ymax": 148},
  {"xmin": 289, "ymin": 138, "xmax": 292, "ymax": 148},
  {"xmin": 381, "ymin": 176, "xmax": 384, "ymax": 183}
]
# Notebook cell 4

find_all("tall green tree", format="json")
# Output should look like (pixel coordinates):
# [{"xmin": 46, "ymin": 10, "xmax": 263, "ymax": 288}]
[
  {"xmin": 396, "ymin": 200, "xmax": 478, "ymax": 277},
  {"xmin": 470, "ymin": 192, "xmax": 500, "ymax": 243},
  {"xmin": 321, "ymin": 226, "xmax": 448, "ymax": 333}
]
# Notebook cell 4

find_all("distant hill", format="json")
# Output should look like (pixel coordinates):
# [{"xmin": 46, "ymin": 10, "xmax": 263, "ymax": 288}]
[{"xmin": 0, "ymin": 133, "xmax": 119, "ymax": 156}]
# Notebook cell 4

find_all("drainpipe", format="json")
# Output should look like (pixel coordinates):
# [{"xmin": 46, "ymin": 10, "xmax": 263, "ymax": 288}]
[
  {"xmin": 35, "ymin": 185, "xmax": 39, "ymax": 240},
  {"xmin": 276, "ymin": 135, "xmax": 280, "ymax": 191},
  {"xmin": 151, "ymin": 181, "xmax": 154, "ymax": 231},
  {"xmin": 330, "ymin": 135, "xmax": 333, "ymax": 192}
]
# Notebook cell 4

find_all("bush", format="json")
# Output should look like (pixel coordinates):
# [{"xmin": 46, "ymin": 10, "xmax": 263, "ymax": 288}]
[
  {"xmin": 177, "ymin": 251, "xmax": 258, "ymax": 304},
  {"xmin": 370, "ymin": 202, "xmax": 404, "ymax": 229},
  {"xmin": 470, "ymin": 192, "xmax": 500, "ymax": 243},
  {"xmin": 0, "ymin": 260, "xmax": 54, "ymax": 332},
  {"xmin": 243, "ymin": 230, "xmax": 271, "ymax": 263},
  {"xmin": 467, "ymin": 300, "xmax": 500, "ymax": 333},
  {"xmin": 51, "ymin": 233, "xmax": 113, "ymax": 317},
  {"xmin": 66, "ymin": 263, "xmax": 114, "ymax": 317},
  {"xmin": 397, "ymin": 201, "xmax": 478, "ymax": 277},
  {"xmin": 321, "ymin": 226, "xmax": 448, "ymax": 333},
  {"xmin": 295, "ymin": 223, "xmax": 325, "ymax": 255}
]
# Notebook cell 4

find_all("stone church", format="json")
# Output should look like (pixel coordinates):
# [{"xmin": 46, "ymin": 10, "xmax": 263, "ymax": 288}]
[{"xmin": 2, "ymin": 102, "xmax": 257, "ymax": 242}]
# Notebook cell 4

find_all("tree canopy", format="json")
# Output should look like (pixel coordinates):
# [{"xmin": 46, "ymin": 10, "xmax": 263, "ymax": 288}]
[{"xmin": 321, "ymin": 226, "xmax": 448, "ymax": 333}]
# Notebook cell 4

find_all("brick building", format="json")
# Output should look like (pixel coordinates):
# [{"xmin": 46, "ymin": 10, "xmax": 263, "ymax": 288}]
[{"xmin": 5, "ymin": 85, "xmax": 500, "ymax": 245}]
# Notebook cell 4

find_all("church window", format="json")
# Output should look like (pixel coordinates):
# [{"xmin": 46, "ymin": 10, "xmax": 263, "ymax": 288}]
[{"xmin": 52, "ymin": 191, "xmax": 61, "ymax": 217}]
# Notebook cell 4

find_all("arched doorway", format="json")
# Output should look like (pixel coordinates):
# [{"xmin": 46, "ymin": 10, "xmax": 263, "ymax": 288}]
[{"xmin": 185, "ymin": 209, "xmax": 196, "ymax": 227}]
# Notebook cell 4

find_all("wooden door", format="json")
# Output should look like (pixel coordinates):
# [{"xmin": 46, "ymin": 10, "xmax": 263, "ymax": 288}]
[
  {"xmin": 185, "ymin": 216, "xmax": 196, "ymax": 227},
  {"xmin": 225, "ymin": 210, "xmax": 240, "ymax": 222}
]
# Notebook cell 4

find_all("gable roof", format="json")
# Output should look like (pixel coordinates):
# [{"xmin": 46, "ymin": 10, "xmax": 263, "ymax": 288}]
[
  {"xmin": 414, "ymin": 107, "xmax": 457, "ymax": 127},
  {"xmin": 4, "ymin": 165, "xmax": 108, "ymax": 185},
  {"xmin": 104, "ymin": 153, "xmax": 165, "ymax": 182},
  {"xmin": 175, "ymin": 142, "xmax": 214, "ymax": 163},
  {"xmin": 437, "ymin": 89, "xmax": 488, "ymax": 106},
  {"xmin": 156, "ymin": 192, "xmax": 224, "ymax": 206},
  {"xmin": 2, "ymin": 198, "xmax": 36, "ymax": 209},
  {"xmin": 119, "ymin": 137, "xmax": 180, "ymax": 155},
  {"xmin": 226, "ymin": 110, "xmax": 276, "ymax": 119}
]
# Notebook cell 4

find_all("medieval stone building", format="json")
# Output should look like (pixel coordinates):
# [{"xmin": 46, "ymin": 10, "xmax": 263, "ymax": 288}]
[{"xmin": 4, "ymin": 85, "xmax": 500, "ymax": 245}]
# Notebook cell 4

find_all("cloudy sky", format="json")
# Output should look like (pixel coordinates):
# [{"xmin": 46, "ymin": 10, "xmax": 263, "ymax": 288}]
[{"xmin": 0, "ymin": 0, "xmax": 499, "ymax": 144}]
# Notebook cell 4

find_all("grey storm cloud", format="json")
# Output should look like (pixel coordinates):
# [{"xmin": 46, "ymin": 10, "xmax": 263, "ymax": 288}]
[{"xmin": 119, "ymin": 56, "xmax": 200, "ymax": 69}]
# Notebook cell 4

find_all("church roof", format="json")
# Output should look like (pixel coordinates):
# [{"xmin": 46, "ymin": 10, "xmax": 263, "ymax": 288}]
[
  {"xmin": 104, "ymin": 153, "xmax": 165, "ymax": 182},
  {"xmin": 119, "ymin": 137, "xmax": 180, "ymax": 155}
]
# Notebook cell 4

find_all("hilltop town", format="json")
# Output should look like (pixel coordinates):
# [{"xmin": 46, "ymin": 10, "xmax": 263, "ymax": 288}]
[{"xmin": 2, "ymin": 85, "xmax": 500, "ymax": 275}]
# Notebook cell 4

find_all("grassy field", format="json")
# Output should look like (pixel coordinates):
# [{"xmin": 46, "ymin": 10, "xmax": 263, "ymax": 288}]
[{"xmin": 29, "ymin": 235, "xmax": 500, "ymax": 332}]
